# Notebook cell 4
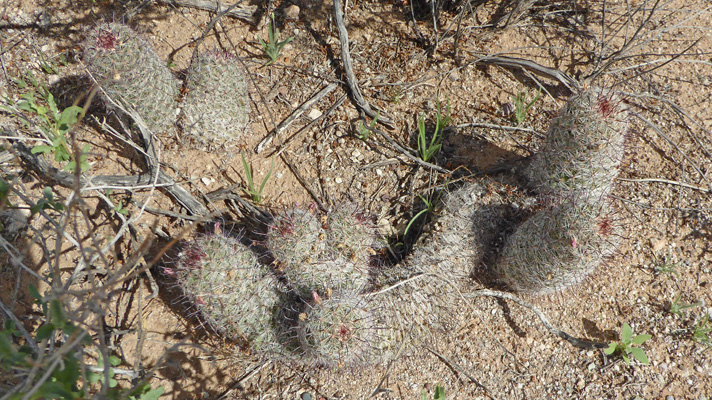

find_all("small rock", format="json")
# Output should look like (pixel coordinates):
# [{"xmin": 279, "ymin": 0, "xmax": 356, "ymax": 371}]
[
  {"xmin": 284, "ymin": 4, "xmax": 300, "ymax": 20},
  {"xmin": 308, "ymin": 109, "xmax": 322, "ymax": 120},
  {"xmin": 201, "ymin": 177, "xmax": 215, "ymax": 186},
  {"xmin": 334, "ymin": 177, "xmax": 343, "ymax": 184},
  {"xmin": 48, "ymin": 74, "xmax": 61, "ymax": 86}
]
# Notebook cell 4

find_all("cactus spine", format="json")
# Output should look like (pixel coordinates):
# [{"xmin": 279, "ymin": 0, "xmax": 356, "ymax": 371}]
[
  {"xmin": 180, "ymin": 50, "xmax": 251, "ymax": 146},
  {"xmin": 174, "ymin": 230, "xmax": 283, "ymax": 353},
  {"xmin": 495, "ymin": 195, "xmax": 619, "ymax": 294},
  {"xmin": 83, "ymin": 22, "xmax": 180, "ymax": 133},
  {"xmin": 525, "ymin": 88, "xmax": 628, "ymax": 198}
]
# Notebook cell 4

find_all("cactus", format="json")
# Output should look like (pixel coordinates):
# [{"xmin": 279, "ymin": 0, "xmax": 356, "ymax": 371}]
[
  {"xmin": 83, "ymin": 22, "xmax": 180, "ymax": 133},
  {"xmin": 180, "ymin": 50, "xmax": 251, "ymax": 147},
  {"xmin": 495, "ymin": 195, "xmax": 620, "ymax": 294},
  {"xmin": 327, "ymin": 202, "xmax": 382, "ymax": 263},
  {"xmin": 525, "ymin": 88, "xmax": 628, "ymax": 198},
  {"xmin": 173, "ymin": 229, "xmax": 283, "ymax": 353},
  {"xmin": 267, "ymin": 205, "xmax": 326, "ymax": 267},
  {"xmin": 373, "ymin": 180, "xmax": 525, "ymax": 351},
  {"xmin": 296, "ymin": 291, "xmax": 380, "ymax": 367},
  {"xmin": 267, "ymin": 204, "xmax": 378, "ymax": 296}
]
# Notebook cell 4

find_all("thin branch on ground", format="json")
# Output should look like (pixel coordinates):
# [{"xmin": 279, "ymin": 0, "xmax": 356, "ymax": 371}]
[
  {"xmin": 279, "ymin": 152, "xmax": 327, "ymax": 212},
  {"xmin": 617, "ymin": 177, "xmax": 711, "ymax": 194},
  {"xmin": 425, "ymin": 347, "xmax": 495, "ymax": 399},
  {"xmin": 256, "ymin": 82, "xmax": 339, "ymax": 153},
  {"xmin": 478, "ymin": 55, "xmax": 581, "ymax": 93},
  {"xmin": 0, "ymin": 298, "xmax": 39, "ymax": 355},
  {"xmin": 470, "ymin": 289, "xmax": 609, "ymax": 350},
  {"xmin": 333, "ymin": 0, "xmax": 394, "ymax": 127},
  {"xmin": 158, "ymin": 0, "xmax": 256, "ymax": 23},
  {"xmin": 364, "ymin": 125, "xmax": 452, "ymax": 174}
]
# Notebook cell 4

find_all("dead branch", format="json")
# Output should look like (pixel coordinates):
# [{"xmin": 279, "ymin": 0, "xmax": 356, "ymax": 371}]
[
  {"xmin": 470, "ymin": 289, "xmax": 608, "ymax": 350},
  {"xmin": 255, "ymin": 82, "xmax": 339, "ymax": 153},
  {"xmin": 478, "ymin": 55, "xmax": 581, "ymax": 93},
  {"xmin": 158, "ymin": 0, "xmax": 256, "ymax": 23},
  {"xmin": 333, "ymin": 0, "xmax": 394, "ymax": 128}
]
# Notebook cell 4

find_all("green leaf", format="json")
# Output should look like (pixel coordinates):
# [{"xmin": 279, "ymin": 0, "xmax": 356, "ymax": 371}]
[
  {"xmin": 621, "ymin": 352, "xmax": 630, "ymax": 366},
  {"xmin": 603, "ymin": 342, "xmax": 617, "ymax": 355},
  {"xmin": 621, "ymin": 323, "xmax": 633, "ymax": 343},
  {"xmin": 433, "ymin": 385, "xmax": 446, "ymax": 400},
  {"xmin": 31, "ymin": 145, "xmax": 53, "ymax": 155},
  {"xmin": 36, "ymin": 323, "xmax": 57, "ymax": 341},
  {"xmin": 109, "ymin": 354, "xmax": 121, "ymax": 366},
  {"xmin": 28, "ymin": 285, "xmax": 43, "ymax": 302},
  {"xmin": 628, "ymin": 347, "xmax": 649, "ymax": 365},
  {"xmin": 631, "ymin": 334, "xmax": 652, "ymax": 345}
]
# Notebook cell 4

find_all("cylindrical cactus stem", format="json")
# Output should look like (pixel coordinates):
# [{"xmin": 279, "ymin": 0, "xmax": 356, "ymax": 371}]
[
  {"xmin": 495, "ymin": 194, "xmax": 620, "ymax": 295},
  {"xmin": 174, "ymin": 230, "xmax": 283, "ymax": 354},
  {"xmin": 372, "ymin": 180, "xmax": 526, "ymax": 352},
  {"xmin": 296, "ymin": 290, "xmax": 381, "ymax": 367},
  {"xmin": 525, "ymin": 87, "xmax": 629, "ymax": 198},
  {"xmin": 83, "ymin": 22, "xmax": 180, "ymax": 133},
  {"xmin": 180, "ymin": 49, "xmax": 251, "ymax": 147}
]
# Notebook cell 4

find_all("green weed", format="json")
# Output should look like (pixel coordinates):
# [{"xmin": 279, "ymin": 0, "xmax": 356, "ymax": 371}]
[
  {"xmin": 421, "ymin": 384, "xmax": 445, "ymax": 400},
  {"xmin": 257, "ymin": 13, "xmax": 294, "ymax": 65},
  {"xmin": 604, "ymin": 323, "xmax": 652, "ymax": 365},
  {"xmin": 512, "ymin": 87, "xmax": 541, "ymax": 126},
  {"xmin": 241, "ymin": 152, "xmax": 274, "ymax": 204},
  {"xmin": 668, "ymin": 294, "xmax": 702, "ymax": 317},
  {"xmin": 692, "ymin": 314, "xmax": 712, "ymax": 347},
  {"xmin": 417, "ymin": 99, "xmax": 451, "ymax": 162},
  {"xmin": 356, "ymin": 112, "xmax": 379, "ymax": 141},
  {"xmin": 1, "ymin": 74, "xmax": 88, "ymax": 173}
]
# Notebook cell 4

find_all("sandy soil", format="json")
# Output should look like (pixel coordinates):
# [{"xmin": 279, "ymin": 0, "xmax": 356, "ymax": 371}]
[{"xmin": 0, "ymin": 0, "xmax": 711, "ymax": 399}]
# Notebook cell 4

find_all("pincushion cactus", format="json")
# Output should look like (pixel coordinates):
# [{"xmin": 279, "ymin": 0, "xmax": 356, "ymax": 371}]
[
  {"xmin": 296, "ymin": 291, "xmax": 380, "ymax": 367},
  {"xmin": 267, "ymin": 204, "xmax": 378, "ymax": 296},
  {"xmin": 525, "ymin": 88, "xmax": 628, "ymax": 198},
  {"xmin": 180, "ymin": 50, "xmax": 251, "ymax": 146},
  {"xmin": 495, "ymin": 195, "xmax": 619, "ymax": 294},
  {"xmin": 173, "ymin": 230, "xmax": 283, "ymax": 353},
  {"xmin": 83, "ymin": 22, "xmax": 180, "ymax": 133},
  {"xmin": 374, "ymin": 180, "xmax": 525, "ymax": 350}
]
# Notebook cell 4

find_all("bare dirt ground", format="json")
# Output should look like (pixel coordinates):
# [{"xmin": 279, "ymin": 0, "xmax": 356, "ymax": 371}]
[{"xmin": 1, "ymin": 0, "xmax": 711, "ymax": 399}]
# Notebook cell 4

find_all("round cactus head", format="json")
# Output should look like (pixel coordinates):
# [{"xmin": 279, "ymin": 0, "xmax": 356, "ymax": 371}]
[
  {"xmin": 326, "ymin": 202, "xmax": 381, "ymax": 263},
  {"xmin": 267, "ymin": 205, "xmax": 326, "ymax": 267},
  {"xmin": 525, "ymin": 87, "xmax": 628, "ymax": 198},
  {"xmin": 174, "ymin": 229, "xmax": 282, "ymax": 353},
  {"xmin": 296, "ymin": 291, "xmax": 379, "ymax": 367},
  {"xmin": 180, "ymin": 49, "xmax": 251, "ymax": 147},
  {"xmin": 83, "ymin": 22, "xmax": 180, "ymax": 134},
  {"xmin": 495, "ymin": 195, "xmax": 620, "ymax": 294}
]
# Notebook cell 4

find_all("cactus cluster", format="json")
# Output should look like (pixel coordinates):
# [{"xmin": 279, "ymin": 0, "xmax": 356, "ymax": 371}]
[
  {"xmin": 495, "ymin": 195, "xmax": 619, "ymax": 294},
  {"xmin": 169, "ymin": 87, "xmax": 629, "ymax": 365},
  {"xmin": 172, "ymin": 229, "xmax": 283, "ymax": 353},
  {"xmin": 525, "ymin": 88, "xmax": 628, "ymax": 198},
  {"xmin": 83, "ymin": 22, "xmax": 180, "ymax": 134},
  {"xmin": 180, "ymin": 50, "xmax": 251, "ymax": 147},
  {"xmin": 83, "ymin": 23, "xmax": 251, "ymax": 144},
  {"xmin": 496, "ymin": 87, "xmax": 628, "ymax": 294}
]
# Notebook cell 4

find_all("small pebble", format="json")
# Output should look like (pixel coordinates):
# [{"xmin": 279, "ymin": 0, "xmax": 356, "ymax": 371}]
[{"xmin": 284, "ymin": 4, "xmax": 300, "ymax": 20}]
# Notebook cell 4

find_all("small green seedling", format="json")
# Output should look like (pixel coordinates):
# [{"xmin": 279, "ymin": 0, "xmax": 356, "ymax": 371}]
[
  {"xmin": 668, "ymin": 294, "xmax": 702, "ymax": 316},
  {"xmin": 30, "ymin": 187, "xmax": 64, "ymax": 216},
  {"xmin": 2, "ymin": 81, "xmax": 89, "ymax": 173},
  {"xmin": 241, "ymin": 152, "xmax": 274, "ymax": 204},
  {"xmin": 655, "ymin": 256, "xmax": 680, "ymax": 279},
  {"xmin": 404, "ymin": 189, "xmax": 443, "ymax": 238},
  {"xmin": 421, "ymin": 384, "xmax": 445, "ymax": 400},
  {"xmin": 513, "ymin": 87, "xmax": 541, "ymax": 125},
  {"xmin": 105, "ymin": 189, "xmax": 129, "ymax": 216},
  {"xmin": 417, "ymin": 99, "xmax": 451, "ymax": 162},
  {"xmin": 692, "ymin": 314, "xmax": 711, "ymax": 347},
  {"xmin": 356, "ymin": 112, "xmax": 379, "ymax": 141},
  {"xmin": 604, "ymin": 323, "xmax": 652, "ymax": 365},
  {"xmin": 257, "ymin": 13, "xmax": 294, "ymax": 65}
]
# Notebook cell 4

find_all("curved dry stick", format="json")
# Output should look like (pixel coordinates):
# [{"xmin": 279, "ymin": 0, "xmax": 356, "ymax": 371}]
[
  {"xmin": 333, "ymin": 0, "xmax": 393, "ymax": 128},
  {"xmin": 159, "ymin": 0, "xmax": 256, "ymax": 23},
  {"xmin": 478, "ymin": 55, "xmax": 581, "ymax": 93},
  {"xmin": 470, "ymin": 289, "xmax": 608, "ymax": 350}
]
